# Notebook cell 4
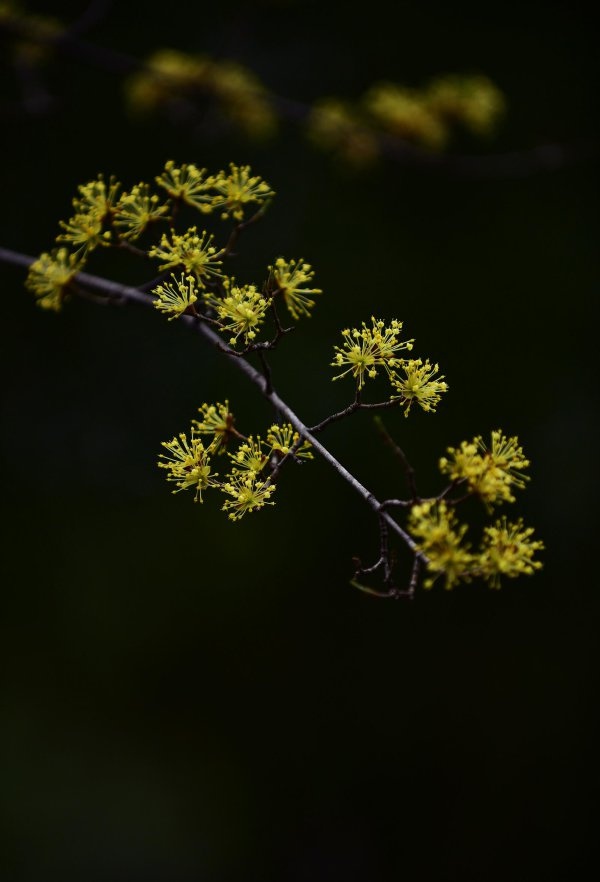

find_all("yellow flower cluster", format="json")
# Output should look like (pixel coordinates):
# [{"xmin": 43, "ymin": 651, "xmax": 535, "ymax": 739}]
[
  {"xmin": 114, "ymin": 183, "xmax": 169, "ymax": 240},
  {"xmin": 155, "ymin": 161, "xmax": 214, "ymax": 213},
  {"xmin": 267, "ymin": 424, "xmax": 313, "ymax": 460},
  {"xmin": 57, "ymin": 174, "xmax": 120, "ymax": 253},
  {"xmin": 153, "ymin": 274, "xmax": 198, "ymax": 320},
  {"xmin": 330, "ymin": 317, "xmax": 447, "ymax": 415},
  {"xmin": 479, "ymin": 518, "xmax": 544, "ymax": 589},
  {"xmin": 366, "ymin": 83, "xmax": 448, "ymax": 149},
  {"xmin": 154, "ymin": 161, "xmax": 274, "ymax": 221},
  {"xmin": 229, "ymin": 436, "xmax": 269, "ymax": 476},
  {"xmin": 221, "ymin": 473, "xmax": 276, "ymax": 521},
  {"xmin": 125, "ymin": 50, "xmax": 503, "ymax": 164},
  {"xmin": 149, "ymin": 227, "xmax": 223, "ymax": 283},
  {"xmin": 204, "ymin": 281, "xmax": 272, "ymax": 345},
  {"xmin": 390, "ymin": 359, "xmax": 448, "ymax": 416},
  {"xmin": 158, "ymin": 433, "xmax": 219, "ymax": 502},
  {"xmin": 209, "ymin": 163, "xmax": 275, "ymax": 221},
  {"xmin": 439, "ymin": 430, "xmax": 530, "ymax": 506},
  {"xmin": 26, "ymin": 160, "xmax": 274, "ymax": 317},
  {"xmin": 267, "ymin": 258, "xmax": 322, "ymax": 320},
  {"xmin": 158, "ymin": 408, "xmax": 312, "ymax": 521},
  {"xmin": 25, "ymin": 248, "xmax": 83, "ymax": 311},
  {"xmin": 332, "ymin": 317, "xmax": 415, "ymax": 389},
  {"xmin": 308, "ymin": 74, "xmax": 505, "ymax": 165},
  {"xmin": 409, "ymin": 501, "xmax": 474, "ymax": 589},
  {"xmin": 308, "ymin": 99, "xmax": 380, "ymax": 167},
  {"xmin": 408, "ymin": 429, "xmax": 542, "ymax": 589},
  {"xmin": 426, "ymin": 75, "xmax": 506, "ymax": 137},
  {"xmin": 192, "ymin": 401, "xmax": 236, "ymax": 454},
  {"xmin": 409, "ymin": 502, "xmax": 543, "ymax": 590},
  {"xmin": 127, "ymin": 50, "xmax": 277, "ymax": 139}
]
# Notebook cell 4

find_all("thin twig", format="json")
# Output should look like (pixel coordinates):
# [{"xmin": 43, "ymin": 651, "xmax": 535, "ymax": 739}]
[
  {"xmin": 219, "ymin": 201, "xmax": 273, "ymax": 258},
  {"xmin": 256, "ymin": 349, "xmax": 273, "ymax": 395},
  {"xmin": 374, "ymin": 415, "xmax": 419, "ymax": 502},
  {"xmin": 309, "ymin": 396, "xmax": 398, "ymax": 434}
]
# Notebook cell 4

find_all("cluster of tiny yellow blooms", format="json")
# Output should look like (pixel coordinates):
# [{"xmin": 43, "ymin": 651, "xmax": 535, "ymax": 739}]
[
  {"xmin": 426, "ymin": 75, "xmax": 506, "ymax": 137},
  {"xmin": 149, "ymin": 227, "xmax": 223, "ymax": 283},
  {"xmin": 56, "ymin": 175, "xmax": 120, "ymax": 253},
  {"xmin": 126, "ymin": 50, "xmax": 277, "ymax": 139},
  {"xmin": 267, "ymin": 258, "xmax": 322, "ymax": 320},
  {"xmin": 308, "ymin": 100, "xmax": 380, "ymax": 168},
  {"xmin": 113, "ymin": 183, "xmax": 169, "ymax": 240},
  {"xmin": 266, "ymin": 424, "xmax": 313, "ymax": 460},
  {"xmin": 409, "ymin": 502, "xmax": 543, "ymax": 590},
  {"xmin": 203, "ymin": 281, "xmax": 272, "ymax": 345},
  {"xmin": 154, "ymin": 161, "xmax": 214, "ymax": 212},
  {"xmin": 331, "ymin": 317, "xmax": 448, "ymax": 415},
  {"xmin": 158, "ymin": 403, "xmax": 312, "ymax": 521},
  {"xmin": 25, "ymin": 248, "xmax": 82, "ymax": 311},
  {"xmin": 209, "ymin": 163, "xmax": 275, "ymax": 221},
  {"xmin": 478, "ymin": 518, "xmax": 544, "ymax": 589},
  {"xmin": 332, "ymin": 318, "xmax": 415, "ymax": 389},
  {"xmin": 439, "ymin": 430, "xmax": 530, "ymax": 506},
  {"xmin": 192, "ymin": 401, "xmax": 235, "ymax": 454},
  {"xmin": 153, "ymin": 275, "xmax": 198, "ymax": 320},
  {"xmin": 150, "ymin": 249, "xmax": 324, "ymax": 348},
  {"xmin": 409, "ymin": 501, "xmax": 474, "ymax": 590},
  {"xmin": 308, "ymin": 75, "xmax": 505, "ymax": 165},
  {"xmin": 390, "ymin": 359, "xmax": 449, "ymax": 416},
  {"xmin": 121, "ymin": 45, "xmax": 505, "ymax": 163},
  {"xmin": 408, "ymin": 430, "xmax": 543, "ymax": 588},
  {"xmin": 25, "ymin": 162, "xmax": 274, "ymax": 312},
  {"xmin": 157, "ymin": 433, "xmax": 219, "ymax": 503},
  {"xmin": 366, "ymin": 84, "xmax": 448, "ymax": 149}
]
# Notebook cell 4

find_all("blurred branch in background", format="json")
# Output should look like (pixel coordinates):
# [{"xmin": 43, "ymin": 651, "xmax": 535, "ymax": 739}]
[
  {"xmin": 1, "ymin": 0, "xmax": 597, "ymax": 177},
  {"xmin": 0, "ymin": 150, "xmax": 544, "ymax": 600}
]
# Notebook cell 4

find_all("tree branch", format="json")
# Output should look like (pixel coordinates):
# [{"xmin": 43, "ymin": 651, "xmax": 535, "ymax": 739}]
[{"xmin": 0, "ymin": 245, "xmax": 425, "ymax": 561}]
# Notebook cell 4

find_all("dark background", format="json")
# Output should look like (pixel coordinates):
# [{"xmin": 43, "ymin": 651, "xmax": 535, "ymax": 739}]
[{"xmin": 1, "ymin": 2, "xmax": 598, "ymax": 879}]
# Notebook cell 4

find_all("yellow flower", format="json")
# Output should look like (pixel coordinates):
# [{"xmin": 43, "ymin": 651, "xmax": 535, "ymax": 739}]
[
  {"xmin": 157, "ymin": 432, "xmax": 218, "ymax": 502},
  {"xmin": 149, "ymin": 227, "xmax": 223, "ymax": 284},
  {"xmin": 57, "ymin": 212, "xmax": 110, "ymax": 253},
  {"xmin": 126, "ymin": 50, "xmax": 212, "ymax": 112},
  {"xmin": 192, "ymin": 401, "xmax": 236, "ymax": 454},
  {"xmin": 267, "ymin": 423, "xmax": 313, "ymax": 459},
  {"xmin": 55, "ymin": 174, "xmax": 122, "ymax": 253},
  {"xmin": 229, "ymin": 436, "xmax": 269, "ymax": 476},
  {"xmin": 409, "ymin": 501, "xmax": 475, "ymax": 589},
  {"xmin": 209, "ymin": 60, "xmax": 277, "ymax": 139},
  {"xmin": 268, "ymin": 257, "xmax": 322, "ymax": 320},
  {"xmin": 71, "ymin": 174, "xmax": 121, "ymax": 222},
  {"xmin": 478, "ymin": 517, "xmax": 544, "ymax": 589},
  {"xmin": 426, "ymin": 75, "xmax": 506, "ymax": 137},
  {"xmin": 114, "ymin": 183, "xmax": 169, "ymax": 240},
  {"xmin": 26, "ymin": 248, "xmax": 83, "ymax": 311},
  {"xmin": 439, "ymin": 429, "xmax": 530, "ymax": 506},
  {"xmin": 155, "ymin": 161, "xmax": 215, "ymax": 213},
  {"xmin": 205, "ymin": 281, "xmax": 271, "ymax": 345},
  {"xmin": 331, "ymin": 317, "xmax": 414, "ymax": 388},
  {"xmin": 210, "ymin": 163, "xmax": 274, "ymax": 221},
  {"xmin": 221, "ymin": 472, "xmax": 276, "ymax": 521},
  {"xmin": 152, "ymin": 274, "xmax": 198, "ymax": 320},
  {"xmin": 390, "ymin": 359, "xmax": 448, "ymax": 415},
  {"xmin": 308, "ymin": 99, "xmax": 379, "ymax": 166},
  {"xmin": 365, "ymin": 83, "xmax": 447, "ymax": 149}
]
